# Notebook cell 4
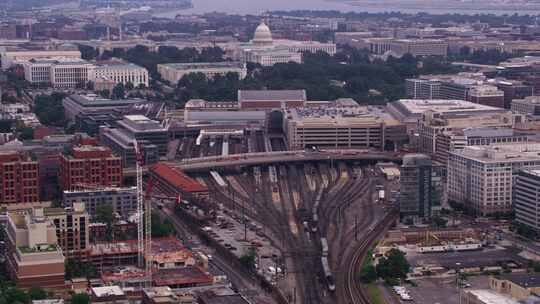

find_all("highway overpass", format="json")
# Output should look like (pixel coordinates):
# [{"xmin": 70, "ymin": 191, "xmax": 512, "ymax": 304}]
[{"xmin": 123, "ymin": 150, "xmax": 401, "ymax": 176}]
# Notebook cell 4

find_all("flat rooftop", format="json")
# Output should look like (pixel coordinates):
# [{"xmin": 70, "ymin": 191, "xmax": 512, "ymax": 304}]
[
  {"xmin": 286, "ymin": 106, "xmax": 381, "ymax": 126},
  {"xmin": 464, "ymin": 289, "xmax": 518, "ymax": 304},
  {"xmin": 462, "ymin": 126, "xmax": 518, "ymax": 138},
  {"xmin": 495, "ymin": 273, "xmax": 540, "ymax": 288},
  {"xmin": 159, "ymin": 61, "xmax": 244, "ymax": 70},
  {"xmin": 514, "ymin": 96, "xmax": 540, "ymax": 104},
  {"xmin": 185, "ymin": 99, "xmax": 238, "ymax": 109},
  {"xmin": 393, "ymin": 99, "xmax": 502, "ymax": 115},
  {"xmin": 28, "ymin": 57, "xmax": 89, "ymax": 65},
  {"xmin": 238, "ymin": 90, "xmax": 306, "ymax": 102},
  {"xmin": 92, "ymin": 286, "xmax": 125, "ymax": 298},
  {"xmin": 198, "ymin": 292, "xmax": 250, "ymax": 304},
  {"xmin": 90, "ymin": 237, "xmax": 185, "ymax": 257},
  {"xmin": 96, "ymin": 62, "xmax": 146, "ymax": 70},
  {"xmin": 120, "ymin": 115, "xmax": 167, "ymax": 132},
  {"xmin": 455, "ymin": 143, "xmax": 540, "ymax": 163},
  {"xmin": 65, "ymin": 94, "xmax": 143, "ymax": 108},
  {"xmin": 153, "ymin": 266, "xmax": 213, "ymax": 286}
]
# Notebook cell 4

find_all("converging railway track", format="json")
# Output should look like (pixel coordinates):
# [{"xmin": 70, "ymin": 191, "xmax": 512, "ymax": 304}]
[{"xmin": 341, "ymin": 211, "xmax": 398, "ymax": 304}]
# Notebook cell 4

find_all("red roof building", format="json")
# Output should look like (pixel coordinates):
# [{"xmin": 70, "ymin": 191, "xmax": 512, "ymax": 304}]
[{"xmin": 149, "ymin": 163, "xmax": 209, "ymax": 200}]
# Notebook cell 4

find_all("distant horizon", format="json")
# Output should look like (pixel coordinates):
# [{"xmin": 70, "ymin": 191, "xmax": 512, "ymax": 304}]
[{"xmin": 172, "ymin": 0, "xmax": 540, "ymax": 16}]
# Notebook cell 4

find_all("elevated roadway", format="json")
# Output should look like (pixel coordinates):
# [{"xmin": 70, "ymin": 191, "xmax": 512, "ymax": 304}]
[{"xmin": 123, "ymin": 149, "xmax": 401, "ymax": 176}]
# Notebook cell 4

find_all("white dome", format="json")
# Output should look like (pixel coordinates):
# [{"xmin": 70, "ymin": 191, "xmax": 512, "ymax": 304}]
[{"xmin": 252, "ymin": 21, "xmax": 273, "ymax": 46}]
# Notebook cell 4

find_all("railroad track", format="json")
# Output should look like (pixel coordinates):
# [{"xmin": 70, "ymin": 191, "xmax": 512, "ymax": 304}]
[{"xmin": 342, "ymin": 211, "xmax": 398, "ymax": 304}]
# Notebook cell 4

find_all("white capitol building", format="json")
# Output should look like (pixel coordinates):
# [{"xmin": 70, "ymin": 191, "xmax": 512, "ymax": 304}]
[{"xmin": 227, "ymin": 21, "xmax": 337, "ymax": 66}]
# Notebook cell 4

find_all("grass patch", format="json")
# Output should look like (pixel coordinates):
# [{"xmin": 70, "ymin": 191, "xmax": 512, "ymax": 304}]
[{"xmin": 365, "ymin": 283, "xmax": 388, "ymax": 304}]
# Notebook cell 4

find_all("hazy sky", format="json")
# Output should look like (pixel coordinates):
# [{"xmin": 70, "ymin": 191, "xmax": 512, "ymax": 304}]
[{"xmin": 183, "ymin": 0, "xmax": 355, "ymax": 14}]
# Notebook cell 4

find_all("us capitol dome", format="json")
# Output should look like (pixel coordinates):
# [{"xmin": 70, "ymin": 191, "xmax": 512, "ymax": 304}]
[{"xmin": 252, "ymin": 21, "xmax": 273, "ymax": 47}]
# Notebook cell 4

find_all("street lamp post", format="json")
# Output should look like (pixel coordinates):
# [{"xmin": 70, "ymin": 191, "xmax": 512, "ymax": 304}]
[{"xmin": 456, "ymin": 262, "xmax": 462, "ymax": 304}]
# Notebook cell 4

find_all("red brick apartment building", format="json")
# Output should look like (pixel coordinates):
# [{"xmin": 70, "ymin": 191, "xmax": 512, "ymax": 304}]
[
  {"xmin": 0, "ymin": 151, "xmax": 40, "ymax": 205},
  {"xmin": 60, "ymin": 145, "xmax": 122, "ymax": 191}
]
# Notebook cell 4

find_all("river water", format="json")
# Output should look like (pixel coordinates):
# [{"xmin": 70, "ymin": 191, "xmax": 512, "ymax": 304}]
[{"xmin": 155, "ymin": 0, "xmax": 540, "ymax": 16}]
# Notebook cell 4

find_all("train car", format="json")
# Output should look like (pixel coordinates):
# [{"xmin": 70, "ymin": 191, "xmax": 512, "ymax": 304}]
[
  {"xmin": 210, "ymin": 171, "xmax": 227, "ymax": 187},
  {"xmin": 321, "ymin": 237, "xmax": 329, "ymax": 257},
  {"xmin": 378, "ymin": 190, "xmax": 385, "ymax": 201},
  {"xmin": 311, "ymin": 188, "xmax": 323, "ymax": 232},
  {"xmin": 321, "ymin": 257, "xmax": 336, "ymax": 292},
  {"xmin": 311, "ymin": 214, "xmax": 319, "ymax": 233}
]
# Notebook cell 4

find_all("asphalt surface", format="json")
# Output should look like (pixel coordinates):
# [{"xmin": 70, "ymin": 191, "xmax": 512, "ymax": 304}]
[{"xmin": 157, "ymin": 205, "xmax": 277, "ymax": 304}]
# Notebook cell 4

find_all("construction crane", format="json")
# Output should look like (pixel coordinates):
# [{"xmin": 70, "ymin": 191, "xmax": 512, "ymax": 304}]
[{"xmin": 133, "ymin": 139, "xmax": 152, "ymax": 286}]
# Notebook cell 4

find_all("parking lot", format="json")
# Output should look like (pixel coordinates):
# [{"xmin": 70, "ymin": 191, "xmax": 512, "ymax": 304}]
[
  {"xmin": 386, "ymin": 276, "xmax": 489, "ymax": 304},
  {"xmin": 403, "ymin": 245, "xmax": 526, "ymax": 270},
  {"xmin": 203, "ymin": 210, "xmax": 284, "ymax": 282}
]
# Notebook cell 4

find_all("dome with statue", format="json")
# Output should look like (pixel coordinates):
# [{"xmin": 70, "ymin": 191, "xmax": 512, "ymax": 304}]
[{"xmin": 252, "ymin": 21, "xmax": 273, "ymax": 47}]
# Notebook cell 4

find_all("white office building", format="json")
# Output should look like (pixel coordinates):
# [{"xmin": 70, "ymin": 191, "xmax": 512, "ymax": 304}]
[
  {"xmin": 23, "ymin": 58, "xmax": 95, "ymax": 89},
  {"xmin": 447, "ymin": 143, "xmax": 540, "ymax": 216},
  {"xmin": 243, "ymin": 48, "xmax": 302, "ymax": 66},
  {"xmin": 157, "ymin": 62, "xmax": 247, "ymax": 85},
  {"xmin": 1, "ymin": 49, "xmax": 82, "ymax": 70},
  {"xmin": 95, "ymin": 63, "xmax": 149, "ymax": 88}
]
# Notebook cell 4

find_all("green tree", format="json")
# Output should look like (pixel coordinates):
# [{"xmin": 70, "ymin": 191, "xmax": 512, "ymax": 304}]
[
  {"xmin": 95, "ymin": 204, "xmax": 115, "ymax": 241},
  {"xmin": 376, "ymin": 249, "xmax": 410, "ymax": 280},
  {"xmin": 17, "ymin": 126, "xmax": 34, "ymax": 140},
  {"xmin": 112, "ymin": 83, "xmax": 125, "ymax": 99},
  {"xmin": 33, "ymin": 92, "xmax": 67, "ymax": 127},
  {"xmin": 65, "ymin": 260, "xmax": 98, "ymax": 280},
  {"xmin": 78, "ymin": 45, "xmax": 99, "ymax": 60},
  {"xmin": 71, "ymin": 293, "xmax": 90, "ymax": 304},
  {"xmin": 432, "ymin": 216, "xmax": 448, "ymax": 228},
  {"xmin": 28, "ymin": 287, "xmax": 46, "ymax": 300},
  {"xmin": 515, "ymin": 222, "xmax": 538, "ymax": 239},
  {"xmin": 99, "ymin": 89, "xmax": 110, "ymax": 98},
  {"xmin": 359, "ymin": 264, "xmax": 377, "ymax": 283},
  {"xmin": 125, "ymin": 82, "xmax": 134, "ymax": 90},
  {"xmin": 0, "ymin": 120, "xmax": 13, "ymax": 132},
  {"xmin": 151, "ymin": 212, "xmax": 176, "ymax": 237},
  {"xmin": 239, "ymin": 248, "xmax": 257, "ymax": 269},
  {"xmin": 96, "ymin": 204, "xmax": 114, "ymax": 226},
  {"xmin": 4, "ymin": 287, "xmax": 30, "ymax": 304}
]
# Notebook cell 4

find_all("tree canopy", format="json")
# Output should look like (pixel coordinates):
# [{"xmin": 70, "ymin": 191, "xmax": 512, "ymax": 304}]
[
  {"xmin": 151, "ymin": 212, "xmax": 176, "ymax": 238},
  {"xmin": 375, "ymin": 249, "xmax": 410, "ymax": 281},
  {"xmin": 171, "ymin": 47, "xmax": 460, "ymax": 106},
  {"xmin": 34, "ymin": 92, "xmax": 67, "ymax": 127},
  {"xmin": 71, "ymin": 293, "xmax": 90, "ymax": 304},
  {"xmin": 105, "ymin": 45, "xmax": 225, "ymax": 79}
]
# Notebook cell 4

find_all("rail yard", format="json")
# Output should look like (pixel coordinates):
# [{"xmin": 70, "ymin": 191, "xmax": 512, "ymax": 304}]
[{"xmin": 160, "ymin": 131, "xmax": 398, "ymax": 304}]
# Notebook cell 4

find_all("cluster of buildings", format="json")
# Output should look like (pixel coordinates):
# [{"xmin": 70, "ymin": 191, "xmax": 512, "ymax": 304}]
[
  {"xmin": 3, "ymin": 200, "xmax": 242, "ymax": 303},
  {"xmin": 389, "ymin": 98, "xmax": 540, "ymax": 238},
  {"xmin": 1, "ymin": 48, "xmax": 149, "ymax": 89},
  {"xmin": 153, "ymin": 21, "xmax": 335, "ymax": 86},
  {"xmin": 405, "ymin": 73, "xmax": 536, "ymax": 109},
  {"xmin": 228, "ymin": 21, "xmax": 336, "ymax": 66},
  {"xmin": 334, "ymin": 16, "xmax": 540, "ymax": 59}
]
